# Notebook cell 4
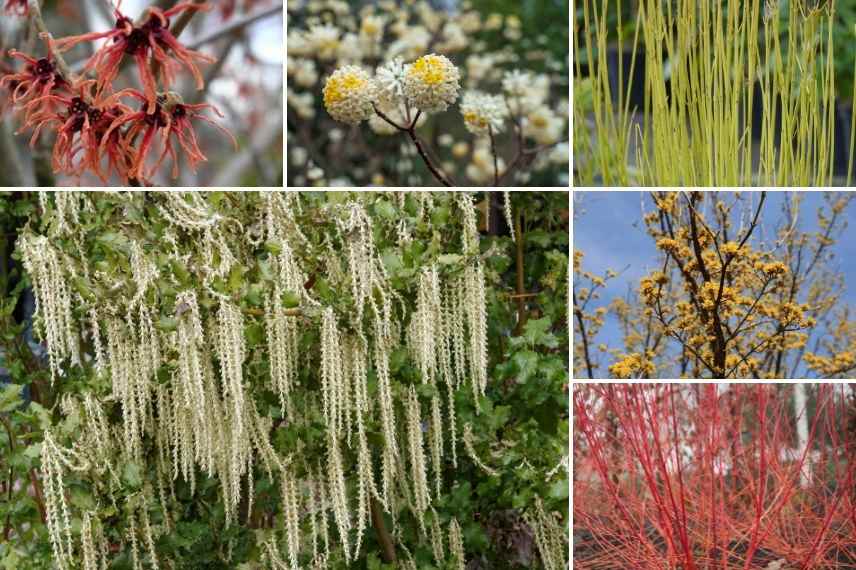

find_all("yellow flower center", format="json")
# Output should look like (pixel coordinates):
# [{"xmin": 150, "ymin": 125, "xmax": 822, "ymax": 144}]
[
  {"xmin": 463, "ymin": 111, "xmax": 487, "ymax": 128},
  {"xmin": 324, "ymin": 73, "xmax": 365, "ymax": 106},
  {"xmin": 410, "ymin": 55, "xmax": 448, "ymax": 85},
  {"xmin": 531, "ymin": 115, "xmax": 548, "ymax": 128}
]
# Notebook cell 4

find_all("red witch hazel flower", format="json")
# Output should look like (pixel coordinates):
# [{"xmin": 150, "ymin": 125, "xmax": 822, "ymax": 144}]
[
  {"xmin": 103, "ymin": 89, "xmax": 237, "ymax": 181},
  {"xmin": 3, "ymin": 0, "xmax": 27, "ymax": 16},
  {"xmin": 0, "ymin": 49, "xmax": 67, "ymax": 108},
  {"xmin": 54, "ymin": 2, "xmax": 215, "ymax": 113},
  {"xmin": 20, "ymin": 81, "xmax": 133, "ymax": 182}
]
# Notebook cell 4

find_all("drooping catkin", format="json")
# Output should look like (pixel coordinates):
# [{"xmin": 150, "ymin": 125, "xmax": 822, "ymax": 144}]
[
  {"xmin": 280, "ymin": 467, "xmax": 301, "ymax": 570},
  {"xmin": 458, "ymin": 194, "xmax": 480, "ymax": 256},
  {"xmin": 53, "ymin": 191, "xmax": 81, "ymax": 235},
  {"xmin": 503, "ymin": 191, "xmax": 515, "ymax": 241},
  {"xmin": 525, "ymin": 496, "xmax": 567, "ymax": 570},
  {"xmin": 429, "ymin": 395, "xmax": 444, "ymax": 496},
  {"xmin": 88, "ymin": 308, "xmax": 107, "ymax": 378},
  {"xmin": 139, "ymin": 498, "xmax": 160, "ymax": 570},
  {"xmin": 157, "ymin": 192, "xmax": 223, "ymax": 230},
  {"xmin": 374, "ymin": 319, "xmax": 399, "ymax": 508},
  {"xmin": 18, "ymin": 234, "xmax": 79, "ymax": 381},
  {"xmin": 406, "ymin": 386, "xmax": 431, "ymax": 528},
  {"xmin": 308, "ymin": 467, "xmax": 320, "ymax": 562},
  {"xmin": 464, "ymin": 262, "xmax": 488, "ymax": 408},
  {"xmin": 81, "ymin": 512, "xmax": 100, "ymax": 570},
  {"xmin": 214, "ymin": 298, "xmax": 249, "ymax": 520},
  {"xmin": 105, "ymin": 318, "xmax": 143, "ymax": 459},
  {"xmin": 321, "ymin": 308, "xmax": 345, "ymax": 436},
  {"xmin": 315, "ymin": 467, "xmax": 332, "ymax": 563},
  {"xmin": 215, "ymin": 299, "xmax": 247, "ymax": 438},
  {"xmin": 42, "ymin": 431, "xmax": 74, "ymax": 570},
  {"xmin": 261, "ymin": 536, "xmax": 289, "ymax": 570},
  {"xmin": 128, "ymin": 509, "xmax": 142, "ymax": 570},
  {"xmin": 326, "ymin": 433, "xmax": 351, "ymax": 562},
  {"xmin": 265, "ymin": 240, "xmax": 303, "ymax": 418},
  {"xmin": 349, "ymin": 337, "xmax": 377, "ymax": 554},
  {"xmin": 411, "ymin": 265, "xmax": 442, "ymax": 385},
  {"xmin": 448, "ymin": 517, "xmax": 466, "ymax": 570},
  {"xmin": 463, "ymin": 423, "xmax": 498, "ymax": 476},
  {"xmin": 445, "ymin": 278, "xmax": 467, "ymax": 390},
  {"xmin": 338, "ymin": 202, "xmax": 380, "ymax": 324},
  {"xmin": 429, "ymin": 508, "xmax": 445, "ymax": 564}
]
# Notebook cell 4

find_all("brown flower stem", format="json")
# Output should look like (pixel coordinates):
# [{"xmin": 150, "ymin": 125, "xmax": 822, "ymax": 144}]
[
  {"xmin": 1, "ymin": 415, "xmax": 15, "ymax": 541},
  {"xmin": 489, "ymin": 125, "xmax": 499, "ymax": 186},
  {"xmin": 27, "ymin": 0, "xmax": 75, "ymax": 82},
  {"xmin": 28, "ymin": 468, "xmax": 47, "ymax": 524},
  {"xmin": 407, "ymin": 130, "xmax": 453, "ymax": 186},
  {"xmin": 370, "ymin": 497, "xmax": 397, "ymax": 563},
  {"xmin": 170, "ymin": 0, "xmax": 206, "ymax": 40},
  {"xmin": 372, "ymin": 105, "xmax": 407, "ymax": 131},
  {"xmin": 242, "ymin": 307, "xmax": 302, "ymax": 317},
  {"xmin": 372, "ymin": 105, "xmax": 454, "ymax": 186},
  {"xmin": 188, "ymin": 4, "xmax": 283, "ymax": 50}
]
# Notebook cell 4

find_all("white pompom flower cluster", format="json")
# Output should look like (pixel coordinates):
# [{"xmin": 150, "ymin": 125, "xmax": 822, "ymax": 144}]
[
  {"xmin": 322, "ymin": 54, "xmax": 462, "ymax": 125},
  {"xmin": 459, "ymin": 90, "xmax": 507, "ymax": 136},
  {"xmin": 402, "ymin": 53, "xmax": 462, "ymax": 113},
  {"xmin": 322, "ymin": 65, "xmax": 377, "ymax": 125}
]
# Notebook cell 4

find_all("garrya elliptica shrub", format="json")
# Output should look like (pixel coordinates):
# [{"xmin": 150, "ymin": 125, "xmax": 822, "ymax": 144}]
[
  {"xmin": 574, "ymin": 0, "xmax": 856, "ymax": 186},
  {"xmin": 287, "ymin": 0, "xmax": 569, "ymax": 187},
  {"xmin": 6, "ymin": 191, "xmax": 569, "ymax": 569}
]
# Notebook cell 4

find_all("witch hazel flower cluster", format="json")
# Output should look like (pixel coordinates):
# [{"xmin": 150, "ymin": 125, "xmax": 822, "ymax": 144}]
[{"xmin": 1, "ymin": 1, "xmax": 236, "ymax": 184}]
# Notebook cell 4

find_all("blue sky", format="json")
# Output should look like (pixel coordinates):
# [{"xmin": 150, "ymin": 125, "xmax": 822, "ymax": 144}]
[{"xmin": 573, "ymin": 191, "xmax": 856, "ymax": 377}]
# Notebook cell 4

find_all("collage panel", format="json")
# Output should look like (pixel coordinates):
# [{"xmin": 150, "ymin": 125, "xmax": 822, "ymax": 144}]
[
  {"xmin": 573, "ymin": 190, "xmax": 856, "ymax": 380},
  {"xmin": 0, "ymin": 1, "xmax": 284, "ymax": 186},
  {"xmin": 573, "ymin": 0, "xmax": 856, "ymax": 187},
  {"xmin": 0, "ymin": 190, "xmax": 571, "ymax": 569},
  {"xmin": 573, "ymin": 383, "xmax": 856, "ymax": 569},
  {"xmin": 286, "ymin": 1, "xmax": 570, "ymax": 187}
]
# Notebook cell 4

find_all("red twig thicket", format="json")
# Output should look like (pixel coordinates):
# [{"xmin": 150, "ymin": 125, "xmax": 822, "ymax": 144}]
[{"xmin": 573, "ymin": 384, "xmax": 856, "ymax": 569}]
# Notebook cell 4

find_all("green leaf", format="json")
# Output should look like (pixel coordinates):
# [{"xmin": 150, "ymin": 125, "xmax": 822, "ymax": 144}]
[
  {"xmin": 170, "ymin": 259, "xmax": 192, "ymax": 286},
  {"xmin": 244, "ymin": 323, "xmax": 265, "ymax": 348},
  {"xmin": 430, "ymin": 206, "xmax": 450, "ymax": 226},
  {"xmin": 548, "ymin": 477, "xmax": 570, "ymax": 501},
  {"xmin": 0, "ymin": 383, "xmax": 23, "ymax": 412},
  {"xmin": 122, "ymin": 461, "xmax": 143, "ymax": 489},
  {"xmin": 264, "ymin": 241, "xmax": 282, "ymax": 255},
  {"xmin": 96, "ymin": 231, "xmax": 130, "ymax": 253},
  {"xmin": 511, "ymin": 350, "xmax": 540, "ymax": 383},
  {"xmin": 246, "ymin": 283, "xmax": 265, "ymax": 307},
  {"xmin": 380, "ymin": 250, "xmax": 404, "ymax": 275},
  {"xmin": 281, "ymin": 290, "xmax": 300, "ymax": 309},
  {"xmin": 437, "ymin": 254, "xmax": 463, "ymax": 266},
  {"xmin": 23, "ymin": 443, "xmax": 42, "ymax": 461},
  {"xmin": 156, "ymin": 316, "xmax": 178, "ymax": 332},
  {"xmin": 522, "ymin": 317, "xmax": 559, "ymax": 348},
  {"xmin": 227, "ymin": 264, "xmax": 246, "ymax": 294},
  {"xmin": 71, "ymin": 276, "xmax": 96, "ymax": 302},
  {"xmin": 375, "ymin": 199, "xmax": 396, "ymax": 220}
]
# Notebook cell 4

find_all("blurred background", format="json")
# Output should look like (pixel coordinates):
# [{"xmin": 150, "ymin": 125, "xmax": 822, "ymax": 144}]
[{"xmin": 1, "ymin": 0, "xmax": 283, "ymax": 186}]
